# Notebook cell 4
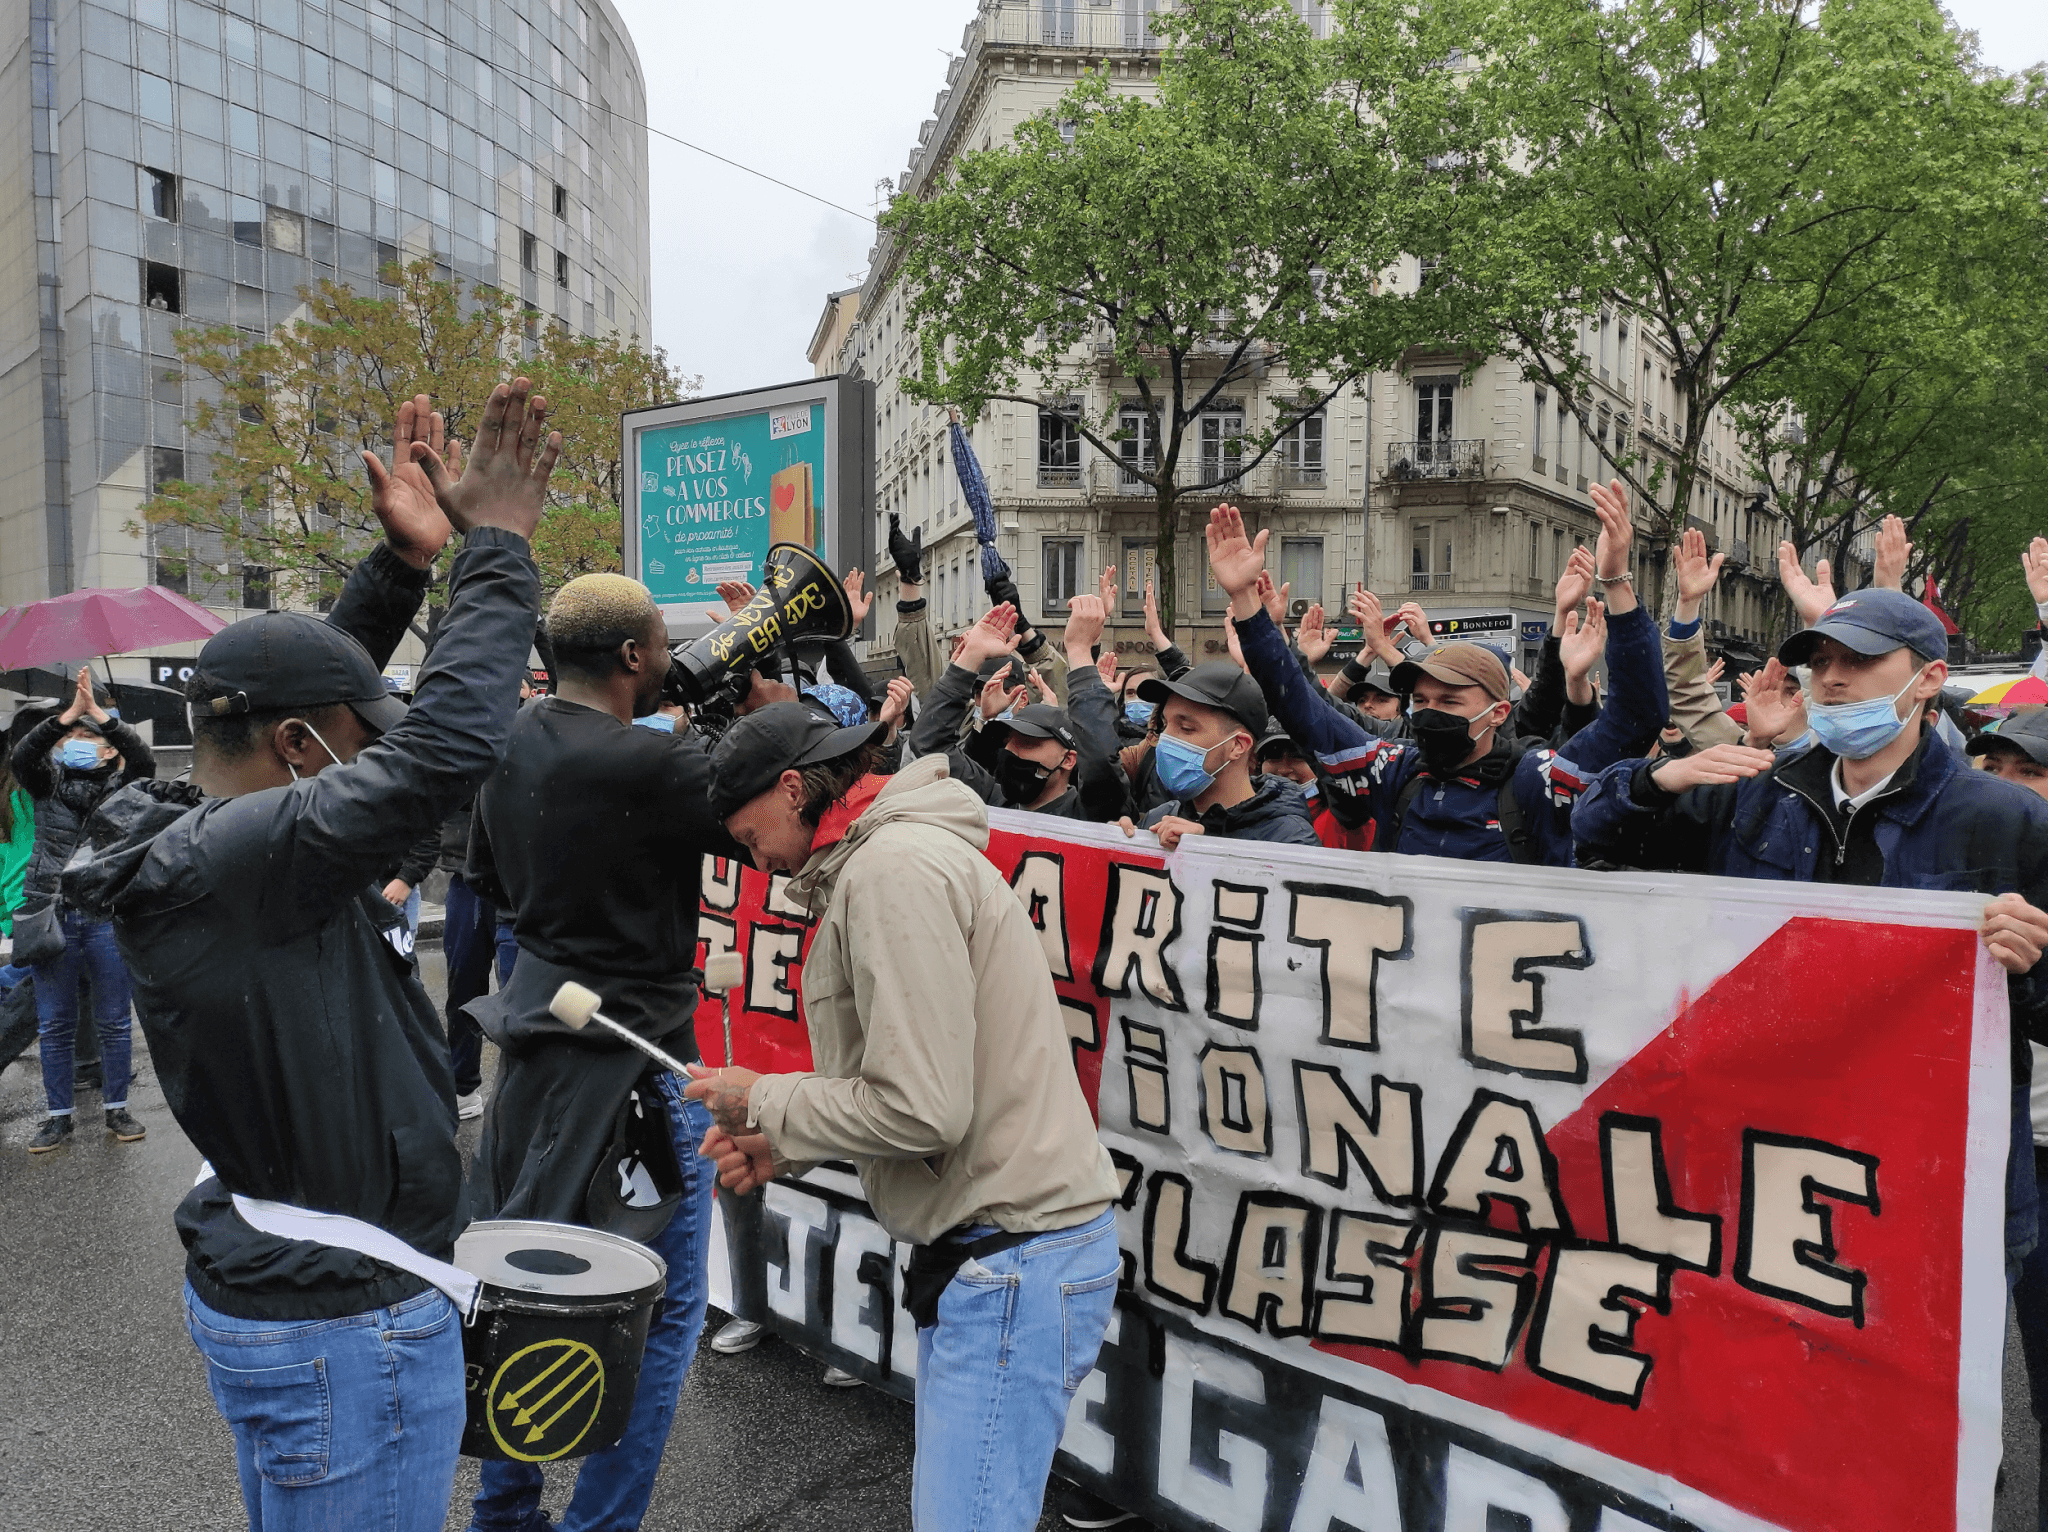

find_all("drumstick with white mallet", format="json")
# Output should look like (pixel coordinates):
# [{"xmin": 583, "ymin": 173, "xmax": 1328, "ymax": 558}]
[
  {"xmin": 701, "ymin": 952, "xmax": 745, "ymax": 1071},
  {"xmin": 548, "ymin": 981, "xmax": 694, "ymax": 1074}
]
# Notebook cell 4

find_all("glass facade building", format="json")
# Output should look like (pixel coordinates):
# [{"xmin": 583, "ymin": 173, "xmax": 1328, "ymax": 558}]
[{"xmin": 0, "ymin": 0, "xmax": 651, "ymax": 606}]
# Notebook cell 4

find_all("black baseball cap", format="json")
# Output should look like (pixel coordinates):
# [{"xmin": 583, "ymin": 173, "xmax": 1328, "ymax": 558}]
[
  {"xmin": 1137, "ymin": 662, "xmax": 1268, "ymax": 737},
  {"xmin": 986, "ymin": 704, "xmax": 1077, "ymax": 753},
  {"xmin": 1351, "ymin": 659, "xmax": 1399, "ymax": 697},
  {"xmin": 1968, "ymin": 708, "xmax": 2048, "ymax": 768},
  {"xmin": 1778, "ymin": 588, "xmax": 1949, "ymax": 667},
  {"xmin": 708, "ymin": 700, "xmax": 886, "ymax": 820},
  {"xmin": 1255, "ymin": 718, "xmax": 1303, "ymax": 759},
  {"xmin": 188, "ymin": 612, "xmax": 408, "ymax": 734}
]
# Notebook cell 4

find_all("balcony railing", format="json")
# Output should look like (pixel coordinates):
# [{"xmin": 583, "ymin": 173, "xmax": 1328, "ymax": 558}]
[
  {"xmin": 1385, "ymin": 439, "xmax": 1485, "ymax": 481},
  {"xmin": 1037, "ymin": 464, "xmax": 1082, "ymax": 489},
  {"xmin": 980, "ymin": 0, "xmax": 1333, "ymax": 54},
  {"xmin": 1274, "ymin": 462, "xmax": 1327, "ymax": 489}
]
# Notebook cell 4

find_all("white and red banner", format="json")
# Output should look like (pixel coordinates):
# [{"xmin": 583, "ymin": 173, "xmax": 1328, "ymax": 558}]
[{"xmin": 695, "ymin": 810, "xmax": 2007, "ymax": 1532}]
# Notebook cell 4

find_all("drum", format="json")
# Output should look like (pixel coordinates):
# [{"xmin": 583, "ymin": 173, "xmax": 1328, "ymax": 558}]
[{"xmin": 455, "ymin": 1219, "xmax": 668, "ymax": 1463}]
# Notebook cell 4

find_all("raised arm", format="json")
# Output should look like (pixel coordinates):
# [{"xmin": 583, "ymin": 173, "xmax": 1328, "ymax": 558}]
[
  {"xmin": 1550, "ymin": 482, "xmax": 1666, "ymax": 774},
  {"xmin": 1062, "ymin": 594, "xmax": 1134, "ymax": 822}
]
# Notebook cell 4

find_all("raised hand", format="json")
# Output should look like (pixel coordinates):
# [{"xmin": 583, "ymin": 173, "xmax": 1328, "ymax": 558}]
[
  {"xmin": 1297, "ymin": 603, "xmax": 1333, "ymax": 663},
  {"xmin": 1777, "ymin": 542, "xmax": 1836, "ymax": 627},
  {"xmin": 361, "ymin": 393, "xmax": 459, "ymax": 569},
  {"xmin": 410, "ymin": 378, "xmax": 559, "ymax": 544},
  {"xmin": 1554, "ymin": 544, "xmax": 1596, "ymax": 622},
  {"xmin": 60, "ymin": 664, "xmax": 108, "ymax": 725},
  {"xmin": 1873, "ymin": 514, "xmax": 1912, "ymax": 591},
  {"xmin": 1064, "ymin": 591, "xmax": 1107, "ymax": 659},
  {"xmin": 1223, "ymin": 610, "xmax": 1246, "ymax": 669},
  {"xmin": 877, "ymin": 675, "xmax": 915, "ymax": 733},
  {"xmin": 979, "ymin": 671, "xmax": 1026, "ymax": 721},
  {"xmin": 1703, "ymin": 655, "xmax": 1726, "ymax": 689},
  {"xmin": 715, "ymin": 579, "xmax": 757, "ymax": 620},
  {"xmin": 1672, "ymin": 526, "xmax": 1724, "ymax": 618},
  {"xmin": 1649, "ymin": 741, "xmax": 1778, "ymax": 794},
  {"xmin": 1588, "ymin": 479, "xmax": 1637, "ymax": 614},
  {"xmin": 1559, "ymin": 596, "xmax": 1606, "ymax": 681},
  {"xmin": 1737, "ymin": 657, "xmax": 1805, "ymax": 747},
  {"xmin": 842, "ymin": 569, "xmax": 875, "ymax": 625},
  {"xmin": 1025, "ymin": 668, "xmax": 1058, "ymax": 705},
  {"xmin": 1098, "ymin": 562, "xmax": 1120, "ymax": 610},
  {"xmin": 1256, "ymin": 573, "xmax": 1291, "ymax": 628},
  {"xmin": 955, "ymin": 603, "xmax": 1021, "ymax": 671},
  {"xmin": 2023, "ymin": 538, "xmax": 2048, "ymax": 607},
  {"xmin": 1096, "ymin": 650, "xmax": 1119, "ymax": 687},
  {"xmin": 1143, "ymin": 578, "xmax": 1170, "ymax": 651},
  {"xmin": 887, "ymin": 513, "xmax": 924, "ymax": 585},
  {"xmin": 1204, "ymin": 504, "xmax": 1268, "ymax": 604},
  {"xmin": 1394, "ymin": 601, "xmax": 1433, "ymax": 644}
]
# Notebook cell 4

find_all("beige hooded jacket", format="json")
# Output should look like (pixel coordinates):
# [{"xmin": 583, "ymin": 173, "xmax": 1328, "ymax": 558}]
[{"xmin": 745, "ymin": 754, "xmax": 1120, "ymax": 1246}]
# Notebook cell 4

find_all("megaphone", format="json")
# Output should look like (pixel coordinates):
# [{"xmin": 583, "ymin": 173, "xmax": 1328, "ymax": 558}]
[{"xmin": 666, "ymin": 542, "xmax": 852, "ymax": 706}]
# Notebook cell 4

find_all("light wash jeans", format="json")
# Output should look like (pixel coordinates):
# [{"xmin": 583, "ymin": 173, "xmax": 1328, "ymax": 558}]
[
  {"xmin": 913, "ymin": 1207, "xmax": 1120, "ymax": 1532},
  {"xmin": 470, "ymin": 1077, "xmax": 715, "ymax": 1532},
  {"xmin": 34, "ymin": 910, "xmax": 134, "ymax": 1113},
  {"xmin": 184, "ymin": 1282, "xmax": 465, "ymax": 1532}
]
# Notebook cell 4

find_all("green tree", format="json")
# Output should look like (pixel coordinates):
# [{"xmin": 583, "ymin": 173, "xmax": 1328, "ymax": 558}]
[
  {"xmin": 883, "ymin": 0, "xmax": 1477, "ymax": 628},
  {"xmin": 134, "ymin": 259, "xmax": 696, "ymax": 620},
  {"xmin": 1457, "ymin": 0, "xmax": 2042, "ymax": 592}
]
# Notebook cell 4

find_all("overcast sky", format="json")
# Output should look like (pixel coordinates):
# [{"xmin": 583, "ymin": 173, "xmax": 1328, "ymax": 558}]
[{"xmin": 608, "ymin": 0, "xmax": 2047, "ymax": 400}]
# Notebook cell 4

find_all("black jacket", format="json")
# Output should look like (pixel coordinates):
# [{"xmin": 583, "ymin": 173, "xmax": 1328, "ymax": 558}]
[
  {"xmin": 11, "ymin": 708, "xmax": 154, "ymax": 918},
  {"xmin": 907, "ymin": 661, "xmax": 1127, "ymax": 822},
  {"xmin": 464, "ymin": 697, "xmax": 743, "ymax": 1227},
  {"xmin": 1141, "ymin": 773, "xmax": 1324, "ymax": 846},
  {"xmin": 64, "ymin": 532, "xmax": 541, "ymax": 1321}
]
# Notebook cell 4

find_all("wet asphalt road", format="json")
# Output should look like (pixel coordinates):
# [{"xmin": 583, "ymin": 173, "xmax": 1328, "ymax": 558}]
[
  {"xmin": 0, "ymin": 941, "xmax": 2034, "ymax": 1531},
  {"xmin": 0, "ymin": 944, "xmax": 1076, "ymax": 1532}
]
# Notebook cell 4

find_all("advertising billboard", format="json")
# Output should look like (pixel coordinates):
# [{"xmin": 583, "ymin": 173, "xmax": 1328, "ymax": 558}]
[{"xmin": 622, "ymin": 375, "xmax": 876, "ymax": 636}]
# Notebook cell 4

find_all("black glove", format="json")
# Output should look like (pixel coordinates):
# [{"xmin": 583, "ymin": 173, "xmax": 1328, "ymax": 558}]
[
  {"xmin": 887, "ymin": 513, "xmax": 924, "ymax": 585},
  {"xmin": 984, "ymin": 569, "xmax": 1035, "ymax": 636}
]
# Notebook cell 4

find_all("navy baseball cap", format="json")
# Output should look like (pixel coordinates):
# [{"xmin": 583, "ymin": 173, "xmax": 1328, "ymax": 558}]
[
  {"xmin": 1138, "ymin": 662, "xmax": 1268, "ymax": 737},
  {"xmin": 1968, "ymin": 708, "xmax": 2048, "ymax": 768},
  {"xmin": 1778, "ymin": 588, "xmax": 1949, "ymax": 667},
  {"xmin": 986, "ymin": 704, "xmax": 1076, "ymax": 753},
  {"xmin": 707, "ymin": 700, "xmax": 886, "ymax": 820},
  {"xmin": 188, "ymin": 612, "xmax": 409, "ymax": 734}
]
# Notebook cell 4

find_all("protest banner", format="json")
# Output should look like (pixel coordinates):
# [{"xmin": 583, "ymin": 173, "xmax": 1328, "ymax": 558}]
[{"xmin": 693, "ymin": 810, "xmax": 2006, "ymax": 1532}]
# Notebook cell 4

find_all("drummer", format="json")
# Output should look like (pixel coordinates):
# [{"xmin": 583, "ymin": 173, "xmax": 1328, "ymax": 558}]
[
  {"xmin": 59, "ymin": 384, "xmax": 553, "ymax": 1530},
  {"xmin": 462, "ymin": 572, "xmax": 744, "ymax": 1532},
  {"xmin": 689, "ymin": 704, "xmax": 1122, "ymax": 1532}
]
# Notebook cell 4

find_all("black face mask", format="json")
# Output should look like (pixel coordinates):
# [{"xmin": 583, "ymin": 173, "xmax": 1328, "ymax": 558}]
[
  {"xmin": 1410, "ymin": 707, "xmax": 1486, "ymax": 775},
  {"xmin": 994, "ymin": 749, "xmax": 1055, "ymax": 805}
]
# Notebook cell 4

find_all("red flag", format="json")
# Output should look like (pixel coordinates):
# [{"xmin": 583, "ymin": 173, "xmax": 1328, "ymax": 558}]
[{"xmin": 1923, "ymin": 575, "xmax": 1961, "ymax": 636}]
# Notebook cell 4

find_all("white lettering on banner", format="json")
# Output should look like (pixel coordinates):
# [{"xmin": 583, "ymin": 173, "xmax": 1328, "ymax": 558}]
[
  {"xmin": 1286, "ymin": 1395, "xmax": 1402, "ymax": 1532},
  {"xmin": 700, "ymin": 814, "xmax": 2006, "ymax": 1532},
  {"xmin": 701, "ymin": 854, "xmax": 741, "ymax": 912},
  {"xmin": 765, "ymin": 1184, "xmax": 827, "ymax": 1323},
  {"xmin": 1157, "ymin": 1333, "xmax": 1267, "ymax": 1532}
]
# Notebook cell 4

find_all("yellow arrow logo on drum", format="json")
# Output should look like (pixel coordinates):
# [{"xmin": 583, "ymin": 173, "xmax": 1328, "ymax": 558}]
[{"xmin": 486, "ymin": 1339, "xmax": 607, "ymax": 1462}]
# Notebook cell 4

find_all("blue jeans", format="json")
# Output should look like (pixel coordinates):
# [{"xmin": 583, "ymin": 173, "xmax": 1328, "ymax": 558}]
[
  {"xmin": 913, "ymin": 1208, "xmax": 1120, "ymax": 1532},
  {"xmin": 442, "ymin": 875, "xmax": 496, "ymax": 1096},
  {"xmin": 34, "ymin": 911, "xmax": 133, "ymax": 1114},
  {"xmin": 471, "ymin": 1079, "xmax": 714, "ymax": 1532},
  {"xmin": 184, "ymin": 1282, "xmax": 465, "ymax": 1532},
  {"xmin": 493, "ymin": 918, "xmax": 518, "ymax": 988}
]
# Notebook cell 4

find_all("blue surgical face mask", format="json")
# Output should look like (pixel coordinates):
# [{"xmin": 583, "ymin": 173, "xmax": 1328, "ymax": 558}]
[
  {"xmin": 632, "ymin": 712, "xmax": 677, "ymax": 732},
  {"xmin": 1154, "ymin": 733, "xmax": 1226, "ymax": 798},
  {"xmin": 57, "ymin": 738, "xmax": 104, "ymax": 770},
  {"xmin": 1123, "ymin": 700, "xmax": 1155, "ymax": 730},
  {"xmin": 1805, "ymin": 664, "xmax": 1928, "ymax": 762}
]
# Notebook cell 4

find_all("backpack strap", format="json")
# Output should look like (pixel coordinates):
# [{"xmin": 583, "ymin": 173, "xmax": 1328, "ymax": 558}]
[
  {"xmin": 1389, "ymin": 771, "xmax": 1429, "ymax": 854},
  {"xmin": 1390, "ymin": 768, "xmax": 1536, "ymax": 863}
]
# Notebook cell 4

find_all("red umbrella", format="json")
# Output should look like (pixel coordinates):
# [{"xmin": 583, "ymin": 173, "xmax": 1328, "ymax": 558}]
[{"xmin": 0, "ymin": 586, "xmax": 228, "ymax": 671}]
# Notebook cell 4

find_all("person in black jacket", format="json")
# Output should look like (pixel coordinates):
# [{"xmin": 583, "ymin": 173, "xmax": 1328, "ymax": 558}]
[
  {"xmin": 62, "ymin": 384, "xmax": 552, "ymax": 1532},
  {"xmin": 463, "ymin": 569, "xmax": 744, "ymax": 1532},
  {"xmin": 1118, "ymin": 661, "xmax": 1321, "ymax": 849},
  {"xmin": 906, "ymin": 595, "xmax": 1127, "ymax": 821},
  {"xmin": 12, "ymin": 665, "xmax": 155, "ymax": 1150}
]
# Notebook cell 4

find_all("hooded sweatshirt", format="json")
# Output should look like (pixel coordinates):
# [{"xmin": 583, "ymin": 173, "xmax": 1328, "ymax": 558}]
[{"xmin": 745, "ymin": 754, "xmax": 1120, "ymax": 1247}]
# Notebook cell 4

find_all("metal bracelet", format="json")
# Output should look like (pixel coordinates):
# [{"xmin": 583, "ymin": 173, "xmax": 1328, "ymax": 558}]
[{"xmin": 1595, "ymin": 572, "xmax": 1635, "ymax": 587}]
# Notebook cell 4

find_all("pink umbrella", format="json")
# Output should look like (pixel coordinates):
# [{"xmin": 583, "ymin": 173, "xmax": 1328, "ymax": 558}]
[{"xmin": 0, "ymin": 586, "xmax": 229, "ymax": 671}]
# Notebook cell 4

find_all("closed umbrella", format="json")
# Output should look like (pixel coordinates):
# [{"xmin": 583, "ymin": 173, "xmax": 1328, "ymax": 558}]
[
  {"xmin": 0, "ymin": 586, "xmax": 226, "ymax": 672},
  {"xmin": 948, "ymin": 416, "xmax": 1009, "ymax": 584}
]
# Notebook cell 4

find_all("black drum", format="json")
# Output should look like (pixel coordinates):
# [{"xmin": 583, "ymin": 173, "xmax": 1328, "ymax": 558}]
[{"xmin": 455, "ymin": 1219, "xmax": 668, "ymax": 1463}]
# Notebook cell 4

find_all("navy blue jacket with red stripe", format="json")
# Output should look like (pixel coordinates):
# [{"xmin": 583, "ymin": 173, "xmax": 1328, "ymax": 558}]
[{"xmin": 1233, "ymin": 604, "xmax": 1668, "ymax": 865}]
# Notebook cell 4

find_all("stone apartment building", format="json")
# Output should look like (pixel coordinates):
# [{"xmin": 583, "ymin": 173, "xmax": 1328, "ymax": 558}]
[{"xmin": 814, "ymin": 0, "xmax": 1826, "ymax": 681}]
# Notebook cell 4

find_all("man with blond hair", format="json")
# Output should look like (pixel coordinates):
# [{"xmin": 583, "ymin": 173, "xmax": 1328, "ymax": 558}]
[{"xmin": 463, "ymin": 571, "xmax": 742, "ymax": 1532}]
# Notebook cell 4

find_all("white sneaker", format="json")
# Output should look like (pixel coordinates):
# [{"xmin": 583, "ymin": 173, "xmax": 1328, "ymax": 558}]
[
  {"xmin": 456, "ymin": 1091, "xmax": 484, "ymax": 1120},
  {"xmin": 821, "ymin": 1365, "xmax": 862, "ymax": 1388},
  {"xmin": 709, "ymin": 1318, "xmax": 764, "ymax": 1354}
]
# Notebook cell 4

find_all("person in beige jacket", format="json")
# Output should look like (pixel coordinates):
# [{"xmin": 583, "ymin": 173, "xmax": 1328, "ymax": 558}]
[{"xmin": 686, "ymin": 701, "xmax": 1120, "ymax": 1532}]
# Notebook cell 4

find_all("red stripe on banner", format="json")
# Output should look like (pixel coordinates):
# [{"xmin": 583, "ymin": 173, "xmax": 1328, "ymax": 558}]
[{"xmin": 1314, "ymin": 916, "xmax": 1975, "ymax": 1532}]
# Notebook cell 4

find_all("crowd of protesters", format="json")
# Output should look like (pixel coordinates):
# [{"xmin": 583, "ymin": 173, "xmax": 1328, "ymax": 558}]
[{"xmin": 9, "ymin": 372, "xmax": 2048, "ymax": 1532}]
